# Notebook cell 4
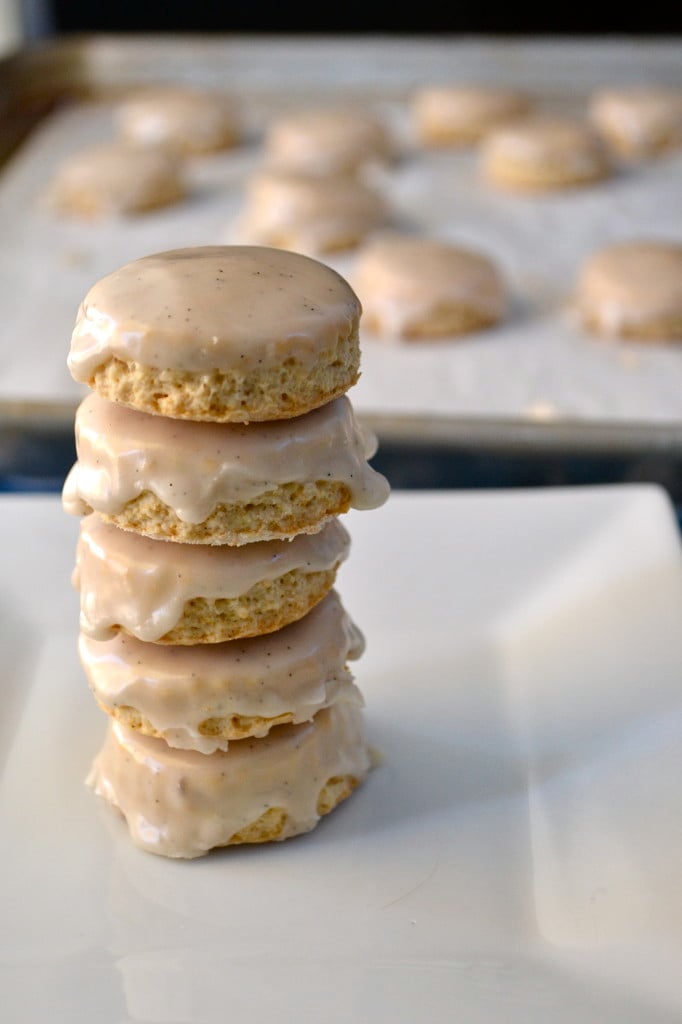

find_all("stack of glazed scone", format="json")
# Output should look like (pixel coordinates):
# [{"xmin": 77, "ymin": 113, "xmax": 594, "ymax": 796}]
[{"xmin": 62, "ymin": 243, "xmax": 390, "ymax": 859}]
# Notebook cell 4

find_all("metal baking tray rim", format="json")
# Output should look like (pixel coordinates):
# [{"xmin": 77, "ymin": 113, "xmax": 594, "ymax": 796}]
[{"xmin": 2, "ymin": 399, "xmax": 682, "ymax": 456}]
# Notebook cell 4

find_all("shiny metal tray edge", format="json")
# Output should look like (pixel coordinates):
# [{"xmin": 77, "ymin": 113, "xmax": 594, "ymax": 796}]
[{"xmin": 2, "ymin": 398, "xmax": 682, "ymax": 457}]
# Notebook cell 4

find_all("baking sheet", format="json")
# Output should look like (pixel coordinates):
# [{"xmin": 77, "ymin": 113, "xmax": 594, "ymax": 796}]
[
  {"xmin": 1, "ymin": 35, "xmax": 681, "ymax": 439},
  {"xmin": 2, "ymin": 485, "xmax": 682, "ymax": 1022}
]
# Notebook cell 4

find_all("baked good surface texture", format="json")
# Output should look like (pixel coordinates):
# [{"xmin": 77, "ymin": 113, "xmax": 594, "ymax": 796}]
[
  {"xmin": 588, "ymin": 85, "xmax": 682, "ymax": 159},
  {"xmin": 351, "ymin": 233, "xmax": 507, "ymax": 338},
  {"xmin": 73, "ymin": 512, "xmax": 351, "ymax": 644},
  {"xmin": 480, "ymin": 116, "xmax": 612, "ymax": 190},
  {"xmin": 46, "ymin": 141, "xmax": 186, "ymax": 217},
  {"xmin": 410, "ymin": 84, "xmax": 533, "ymax": 146},
  {"xmin": 67, "ymin": 245, "xmax": 362, "ymax": 422},
  {"xmin": 576, "ymin": 239, "xmax": 682, "ymax": 340},
  {"xmin": 115, "ymin": 84, "xmax": 242, "ymax": 154},
  {"xmin": 61, "ymin": 391, "xmax": 390, "ymax": 544},
  {"xmin": 262, "ymin": 104, "xmax": 396, "ymax": 175},
  {"xmin": 78, "ymin": 589, "xmax": 365, "ymax": 753},
  {"xmin": 231, "ymin": 167, "xmax": 392, "ymax": 256},
  {"xmin": 87, "ymin": 701, "xmax": 372, "ymax": 858}
]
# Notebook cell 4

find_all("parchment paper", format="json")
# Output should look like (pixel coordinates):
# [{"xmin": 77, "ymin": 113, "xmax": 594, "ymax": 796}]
[{"xmin": 0, "ymin": 36, "xmax": 680, "ymax": 429}]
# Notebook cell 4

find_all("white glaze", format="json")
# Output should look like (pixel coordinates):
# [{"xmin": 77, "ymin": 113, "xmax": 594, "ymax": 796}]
[
  {"xmin": 412, "ymin": 84, "xmax": 532, "ymax": 137},
  {"xmin": 233, "ymin": 167, "xmax": 391, "ymax": 255},
  {"xmin": 79, "ymin": 589, "xmax": 365, "ymax": 753},
  {"xmin": 62, "ymin": 391, "xmax": 389, "ymax": 528},
  {"xmin": 351, "ymin": 232, "xmax": 507, "ymax": 335},
  {"xmin": 86, "ymin": 702, "xmax": 372, "ymax": 858},
  {"xmin": 263, "ymin": 105, "xmax": 395, "ymax": 175},
  {"xmin": 578, "ymin": 240, "xmax": 682, "ymax": 334},
  {"xmin": 481, "ymin": 117, "xmax": 609, "ymax": 177},
  {"xmin": 48, "ymin": 141, "xmax": 185, "ymax": 214},
  {"xmin": 115, "ymin": 85, "xmax": 241, "ymax": 152},
  {"xmin": 67, "ymin": 245, "xmax": 362, "ymax": 379},
  {"xmin": 73, "ymin": 513, "xmax": 351, "ymax": 642},
  {"xmin": 589, "ymin": 86, "xmax": 682, "ymax": 154}
]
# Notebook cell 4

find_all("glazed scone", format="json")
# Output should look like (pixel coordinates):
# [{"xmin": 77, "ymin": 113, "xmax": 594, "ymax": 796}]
[
  {"xmin": 410, "ymin": 84, "xmax": 533, "ymax": 147},
  {"xmin": 480, "ymin": 116, "xmax": 612, "ymax": 191},
  {"xmin": 262, "ymin": 104, "xmax": 397, "ymax": 176},
  {"xmin": 87, "ymin": 701, "xmax": 372, "ymax": 858},
  {"xmin": 78, "ymin": 589, "xmax": 365, "ymax": 753},
  {"xmin": 67, "ymin": 245, "xmax": 362, "ymax": 423},
  {"xmin": 231, "ymin": 167, "xmax": 392, "ymax": 256},
  {"xmin": 351, "ymin": 233, "xmax": 507, "ymax": 338},
  {"xmin": 74, "ymin": 512, "xmax": 351, "ymax": 644},
  {"xmin": 62, "ymin": 391, "xmax": 390, "ymax": 544},
  {"xmin": 46, "ymin": 141, "xmax": 186, "ymax": 218},
  {"xmin": 576, "ymin": 240, "xmax": 682, "ymax": 340},
  {"xmin": 114, "ymin": 84, "xmax": 242, "ymax": 155},
  {"xmin": 588, "ymin": 85, "xmax": 682, "ymax": 160}
]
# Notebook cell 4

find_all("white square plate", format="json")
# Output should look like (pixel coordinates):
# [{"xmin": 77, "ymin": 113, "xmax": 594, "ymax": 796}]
[{"xmin": 2, "ymin": 485, "xmax": 682, "ymax": 1023}]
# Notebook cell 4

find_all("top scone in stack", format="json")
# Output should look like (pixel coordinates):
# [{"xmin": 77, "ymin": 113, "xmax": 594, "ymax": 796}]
[{"xmin": 63, "ymin": 245, "xmax": 390, "ymax": 859}]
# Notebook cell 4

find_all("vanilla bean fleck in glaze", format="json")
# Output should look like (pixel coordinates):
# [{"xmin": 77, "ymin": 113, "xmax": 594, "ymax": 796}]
[
  {"xmin": 79, "ymin": 590, "xmax": 365, "ymax": 753},
  {"xmin": 74, "ymin": 513, "xmax": 351, "ymax": 643},
  {"xmin": 67, "ymin": 246, "xmax": 362, "ymax": 423},
  {"xmin": 62, "ymin": 391, "xmax": 389, "ymax": 542}
]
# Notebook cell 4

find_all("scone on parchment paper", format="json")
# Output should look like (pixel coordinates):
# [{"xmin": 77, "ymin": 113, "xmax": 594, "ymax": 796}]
[
  {"xmin": 46, "ymin": 141, "xmax": 186, "ymax": 218},
  {"xmin": 410, "ymin": 83, "xmax": 533, "ymax": 147},
  {"xmin": 576, "ymin": 239, "xmax": 682, "ymax": 340},
  {"xmin": 114, "ymin": 84, "xmax": 244, "ymax": 155},
  {"xmin": 480, "ymin": 115, "xmax": 612, "ymax": 191},
  {"xmin": 350, "ymin": 232, "xmax": 508, "ymax": 339}
]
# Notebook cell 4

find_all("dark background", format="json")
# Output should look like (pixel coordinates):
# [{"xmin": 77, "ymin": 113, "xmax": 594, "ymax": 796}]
[{"xmin": 39, "ymin": 2, "xmax": 682, "ymax": 37}]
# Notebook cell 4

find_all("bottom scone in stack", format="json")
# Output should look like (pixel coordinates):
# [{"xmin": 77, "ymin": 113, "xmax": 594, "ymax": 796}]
[{"xmin": 62, "ymin": 244, "xmax": 390, "ymax": 859}]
